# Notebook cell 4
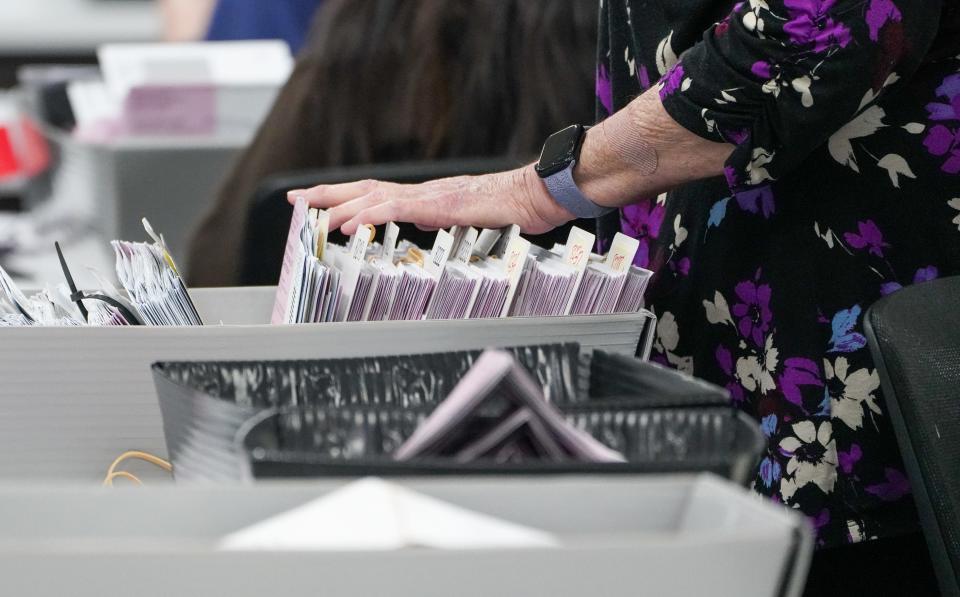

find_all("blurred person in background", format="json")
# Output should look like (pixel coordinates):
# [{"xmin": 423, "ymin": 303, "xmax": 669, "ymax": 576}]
[
  {"xmin": 158, "ymin": 0, "xmax": 323, "ymax": 53},
  {"xmin": 187, "ymin": 0, "xmax": 598, "ymax": 287},
  {"xmin": 206, "ymin": 0, "xmax": 324, "ymax": 54},
  {"xmin": 157, "ymin": 0, "xmax": 217, "ymax": 41}
]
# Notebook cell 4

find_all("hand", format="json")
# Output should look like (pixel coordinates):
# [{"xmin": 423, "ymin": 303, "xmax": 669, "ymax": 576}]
[{"xmin": 286, "ymin": 165, "xmax": 573, "ymax": 235}]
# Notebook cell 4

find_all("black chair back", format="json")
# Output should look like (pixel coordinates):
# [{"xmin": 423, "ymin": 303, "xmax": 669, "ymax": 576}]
[
  {"xmin": 865, "ymin": 275, "xmax": 960, "ymax": 597},
  {"xmin": 239, "ymin": 158, "xmax": 523, "ymax": 286}
]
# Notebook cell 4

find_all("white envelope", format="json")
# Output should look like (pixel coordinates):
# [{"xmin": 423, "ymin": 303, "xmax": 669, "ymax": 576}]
[{"xmin": 219, "ymin": 478, "xmax": 557, "ymax": 551}]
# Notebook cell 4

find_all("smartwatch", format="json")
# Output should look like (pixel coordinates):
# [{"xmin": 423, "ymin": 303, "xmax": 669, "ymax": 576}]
[{"xmin": 535, "ymin": 124, "xmax": 615, "ymax": 219}]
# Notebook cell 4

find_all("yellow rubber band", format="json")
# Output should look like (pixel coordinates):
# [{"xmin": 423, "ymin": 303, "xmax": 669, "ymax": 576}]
[
  {"xmin": 400, "ymin": 247, "xmax": 425, "ymax": 267},
  {"xmin": 104, "ymin": 470, "xmax": 143, "ymax": 486},
  {"xmin": 102, "ymin": 450, "xmax": 172, "ymax": 487}
]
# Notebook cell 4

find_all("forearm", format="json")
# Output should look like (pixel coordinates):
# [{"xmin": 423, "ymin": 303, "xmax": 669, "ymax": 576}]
[
  {"xmin": 293, "ymin": 87, "xmax": 735, "ymax": 235},
  {"xmin": 573, "ymin": 88, "xmax": 733, "ymax": 208}
]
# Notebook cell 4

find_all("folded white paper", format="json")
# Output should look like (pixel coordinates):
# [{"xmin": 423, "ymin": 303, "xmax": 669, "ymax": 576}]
[{"xmin": 219, "ymin": 478, "xmax": 557, "ymax": 551}]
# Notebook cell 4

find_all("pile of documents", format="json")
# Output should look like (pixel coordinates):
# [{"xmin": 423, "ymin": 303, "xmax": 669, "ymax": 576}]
[
  {"xmin": 0, "ymin": 219, "xmax": 201, "ymax": 327},
  {"xmin": 65, "ymin": 41, "xmax": 294, "ymax": 139},
  {"xmin": 273, "ymin": 197, "xmax": 653, "ymax": 324},
  {"xmin": 395, "ymin": 349, "xmax": 625, "ymax": 464}
]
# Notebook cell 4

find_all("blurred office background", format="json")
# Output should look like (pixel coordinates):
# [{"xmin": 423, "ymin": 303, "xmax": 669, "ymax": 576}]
[{"xmin": 0, "ymin": 0, "xmax": 596, "ymax": 290}]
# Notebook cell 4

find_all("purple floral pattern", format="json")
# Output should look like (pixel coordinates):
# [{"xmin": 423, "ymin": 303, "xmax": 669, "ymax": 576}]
[
  {"xmin": 844, "ymin": 220, "xmax": 890, "ymax": 258},
  {"xmin": 621, "ymin": 198, "xmax": 666, "ymax": 268},
  {"xmin": 658, "ymin": 64, "xmax": 686, "ymax": 98},
  {"xmin": 923, "ymin": 73, "xmax": 960, "ymax": 174},
  {"xmin": 731, "ymin": 271, "xmax": 773, "ymax": 347},
  {"xmin": 600, "ymin": 0, "xmax": 959, "ymax": 548},
  {"xmin": 783, "ymin": 0, "xmax": 852, "ymax": 52}
]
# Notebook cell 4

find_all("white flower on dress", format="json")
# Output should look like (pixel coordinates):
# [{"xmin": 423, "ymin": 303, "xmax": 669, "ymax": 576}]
[
  {"xmin": 735, "ymin": 334, "xmax": 779, "ymax": 394},
  {"xmin": 778, "ymin": 420, "xmax": 838, "ymax": 502},
  {"xmin": 825, "ymin": 357, "xmax": 881, "ymax": 431},
  {"xmin": 656, "ymin": 311, "xmax": 679, "ymax": 353},
  {"xmin": 655, "ymin": 31, "xmax": 678, "ymax": 76},
  {"xmin": 813, "ymin": 222, "xmax": 836, "ymax": 249},
  {"xmin": 742, "ymin": 0, "xmax": 769, "ymax": 35},
  {"xmin": 653, "ymin": 311, "xmax": 694, "ymax": 375},
  {"xmin": 791, "ymin": 75, "xmax": 814, "ymax": 108},
  {"xmin": 828, "ymin": 105, "xmax": 887, "ymax": 173},
  {"xmin": 949, "ymin": 198, "xmax": 960, "ymax": 231},
  {"xmin": 746, "ymin": 147, "xmax": 775, "ymax": 184}
]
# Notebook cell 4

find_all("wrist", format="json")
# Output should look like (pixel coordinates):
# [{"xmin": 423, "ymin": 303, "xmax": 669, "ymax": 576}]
[
  {"xmin": 519, "ymin": 164, "xmax": 575, "ymax": 229},
  {"xmin": 574, "ymin": 123, "xmax": 646, "ymax": 209}
]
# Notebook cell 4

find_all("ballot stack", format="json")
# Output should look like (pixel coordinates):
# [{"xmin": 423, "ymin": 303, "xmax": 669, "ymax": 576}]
[
  {"xmin": 273, "ymin": 197, "xmax": 653, "ymax": 325},
  {"xmin": 0, "ymin": 219, "xmax": 200, "ymax": 327}
]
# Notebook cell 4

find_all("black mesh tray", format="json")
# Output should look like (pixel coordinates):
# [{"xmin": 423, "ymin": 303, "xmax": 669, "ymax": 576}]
[
  {"xmin": 152, "ymin": 344, "xmax": 761, "ymax": 483},
  {"xmin": 240, "ymin": 404, "xmax": 763, "ymax": 484}
]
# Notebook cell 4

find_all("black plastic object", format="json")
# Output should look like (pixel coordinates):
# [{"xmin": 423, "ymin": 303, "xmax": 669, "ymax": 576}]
[
  {"xmin": 865, "ymin": 276, "xmax": 960, "ymax": 597},
  {"xmin": 152, "ymin": 344, "xmax": 765, "ymax": 484},
  {"xmin": 240, "ymin": 405, "xmax": 762, "ymax": 484}
]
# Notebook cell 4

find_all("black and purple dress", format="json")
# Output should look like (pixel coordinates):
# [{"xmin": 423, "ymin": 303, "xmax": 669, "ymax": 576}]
[{"xmin": 596, "ymin": 0, "xmax": 960, "ymax": 547}]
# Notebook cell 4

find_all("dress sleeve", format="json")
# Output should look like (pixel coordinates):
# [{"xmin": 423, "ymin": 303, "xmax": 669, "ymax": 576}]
[{"xmin": 658, "ymin": 0, "xmax": 943, "ymax": 189}]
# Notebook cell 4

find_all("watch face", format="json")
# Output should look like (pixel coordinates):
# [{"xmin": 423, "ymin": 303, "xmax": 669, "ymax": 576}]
[{"xmin": 536, "ymin": 124, "xmax": 585, "ymax": 177}]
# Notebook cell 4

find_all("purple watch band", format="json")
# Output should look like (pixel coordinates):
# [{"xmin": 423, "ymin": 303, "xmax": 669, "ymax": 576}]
[{"xmin": 543, "ymin": 161, "xmax": 616, "ymax": 219}]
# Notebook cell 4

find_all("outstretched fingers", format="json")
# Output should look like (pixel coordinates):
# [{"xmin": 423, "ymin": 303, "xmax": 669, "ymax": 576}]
[{"xmin": 287, "ymin": 179, "xmax": 396, "ymax": 209}]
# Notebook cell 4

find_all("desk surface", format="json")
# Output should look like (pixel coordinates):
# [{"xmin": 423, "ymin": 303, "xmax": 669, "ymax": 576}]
[{"xmin": 0, "ymin": 0, "xmax": 161, "ymax": 55}]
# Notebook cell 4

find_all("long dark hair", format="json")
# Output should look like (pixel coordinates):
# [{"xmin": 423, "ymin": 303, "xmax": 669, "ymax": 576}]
[
  {"xmin": 189, "ymin": 0, "xmax": 598, "ymax": 286},
  {"xmin": 301, "ymin": 0, "xmax": 598, "ymax": 162}
]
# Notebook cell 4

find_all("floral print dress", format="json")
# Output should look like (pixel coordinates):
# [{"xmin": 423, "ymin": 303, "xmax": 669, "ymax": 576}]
[{"xmin": 596, "ymin": 0, "xmax": 960, "ymax": 547}]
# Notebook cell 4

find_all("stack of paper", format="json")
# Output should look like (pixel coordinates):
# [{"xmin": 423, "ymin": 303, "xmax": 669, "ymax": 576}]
[
  {"xmin": 466, "ymin": 260, "xmax": 511, "ymax": 319},
  {"xmin": 395, "ymin": 349, "xmax": 626, "ymax": 464},
  {"xmin": 111, "ymin": 220, "xmax": 201, "ymax": 326},
  {"xmin": 0, "ymin": 219, "xmax": 201, "ymax": 327},
  {"xmin": 615, "ymin": 266, "xmax": 654, "ymax": 313},
  {"xmin": 272, "ymin": 198, "xmax": 652, "ymax": 324},
  {"xmin": 68, "ymin": 41, "xmax": 294, "ymax": 139}
]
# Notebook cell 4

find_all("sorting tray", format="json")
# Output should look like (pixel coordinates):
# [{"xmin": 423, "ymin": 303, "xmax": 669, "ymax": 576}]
[
  {"xmin": 0, "ymin": 474, "xmax": 813, "ymax": 597},
  {"xmin": 152, "ymin": 345, "xmax": 764, "ymax": 484},
  {"xmin": 0, "ymin": 287, "xmax": 652, "ymax": 482}
]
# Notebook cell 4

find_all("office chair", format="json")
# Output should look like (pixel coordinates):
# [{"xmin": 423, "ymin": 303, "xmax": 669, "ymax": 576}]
[
  {"xmin": 865, "ymin": 275, "xmax": 960, "ymax": 597},
  {"xmin": 239, "ymin": 157, "xmax": 593, "ymax": 285}
]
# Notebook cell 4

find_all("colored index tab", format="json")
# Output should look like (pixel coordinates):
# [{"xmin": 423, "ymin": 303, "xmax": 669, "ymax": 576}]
[
  {"xmin": 425, "ymin": 229, "xmax": 455, "ymax": 279},
  {"xmin": 604, "ymin": 232, "xmax": 640, "ymax": 273},
  {"xmin": 381, "ymin": 222, "xmax": 400, "ymax": 262},
  {"xmin": 312, "ymin": 209, "xmax": 330, "ymax": 260},
  {"xmin": 347, "ymin": 226, "xmax": 371, "ymax": 263},
  {"xmin": 499, "ymin": 236, "xmax": 531, "ymax": 317},
  {"xmin": 491, "ymin": 224, "xmax": 521, "ymax": 258},
  {"xmin": 472, "ymin": 228, "xmax": 503, "ymax": 258},
  {"xmin": 453, "ymin": 227, "xmax": 478, "ymax": 264},
  {"xmin": 141, "ymin": 217, "xmax": 179, "ymax": 274},
  {"xmin": 562, "ymin": 226, "xmax": 595, "ymax": 272},
  {"xmin": 562, "ymin": 226, "xmax": 596, "ymax": 314}
]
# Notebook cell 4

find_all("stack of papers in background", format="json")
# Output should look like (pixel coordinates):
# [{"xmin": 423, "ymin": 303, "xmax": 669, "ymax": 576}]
[
  {"xmin": 274, "ymin": 197, "xmax": 652, "ymax": 324},
  {"xmin": 0, "ymin": 219, "xmax": 201, "ymax": 327},
  {"xmin": 69, "ymin": 41, "xmax": 293, "ymax": 139}
]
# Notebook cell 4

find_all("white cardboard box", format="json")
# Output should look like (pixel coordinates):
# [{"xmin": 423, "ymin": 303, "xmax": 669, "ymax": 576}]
[
  {"xmin": 0, "ymin": 474, "xmax": 812, "ymax": 597},
  {"xmin": 0, "ymin": 287, "xmax": 654, "ymax": 482}
]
